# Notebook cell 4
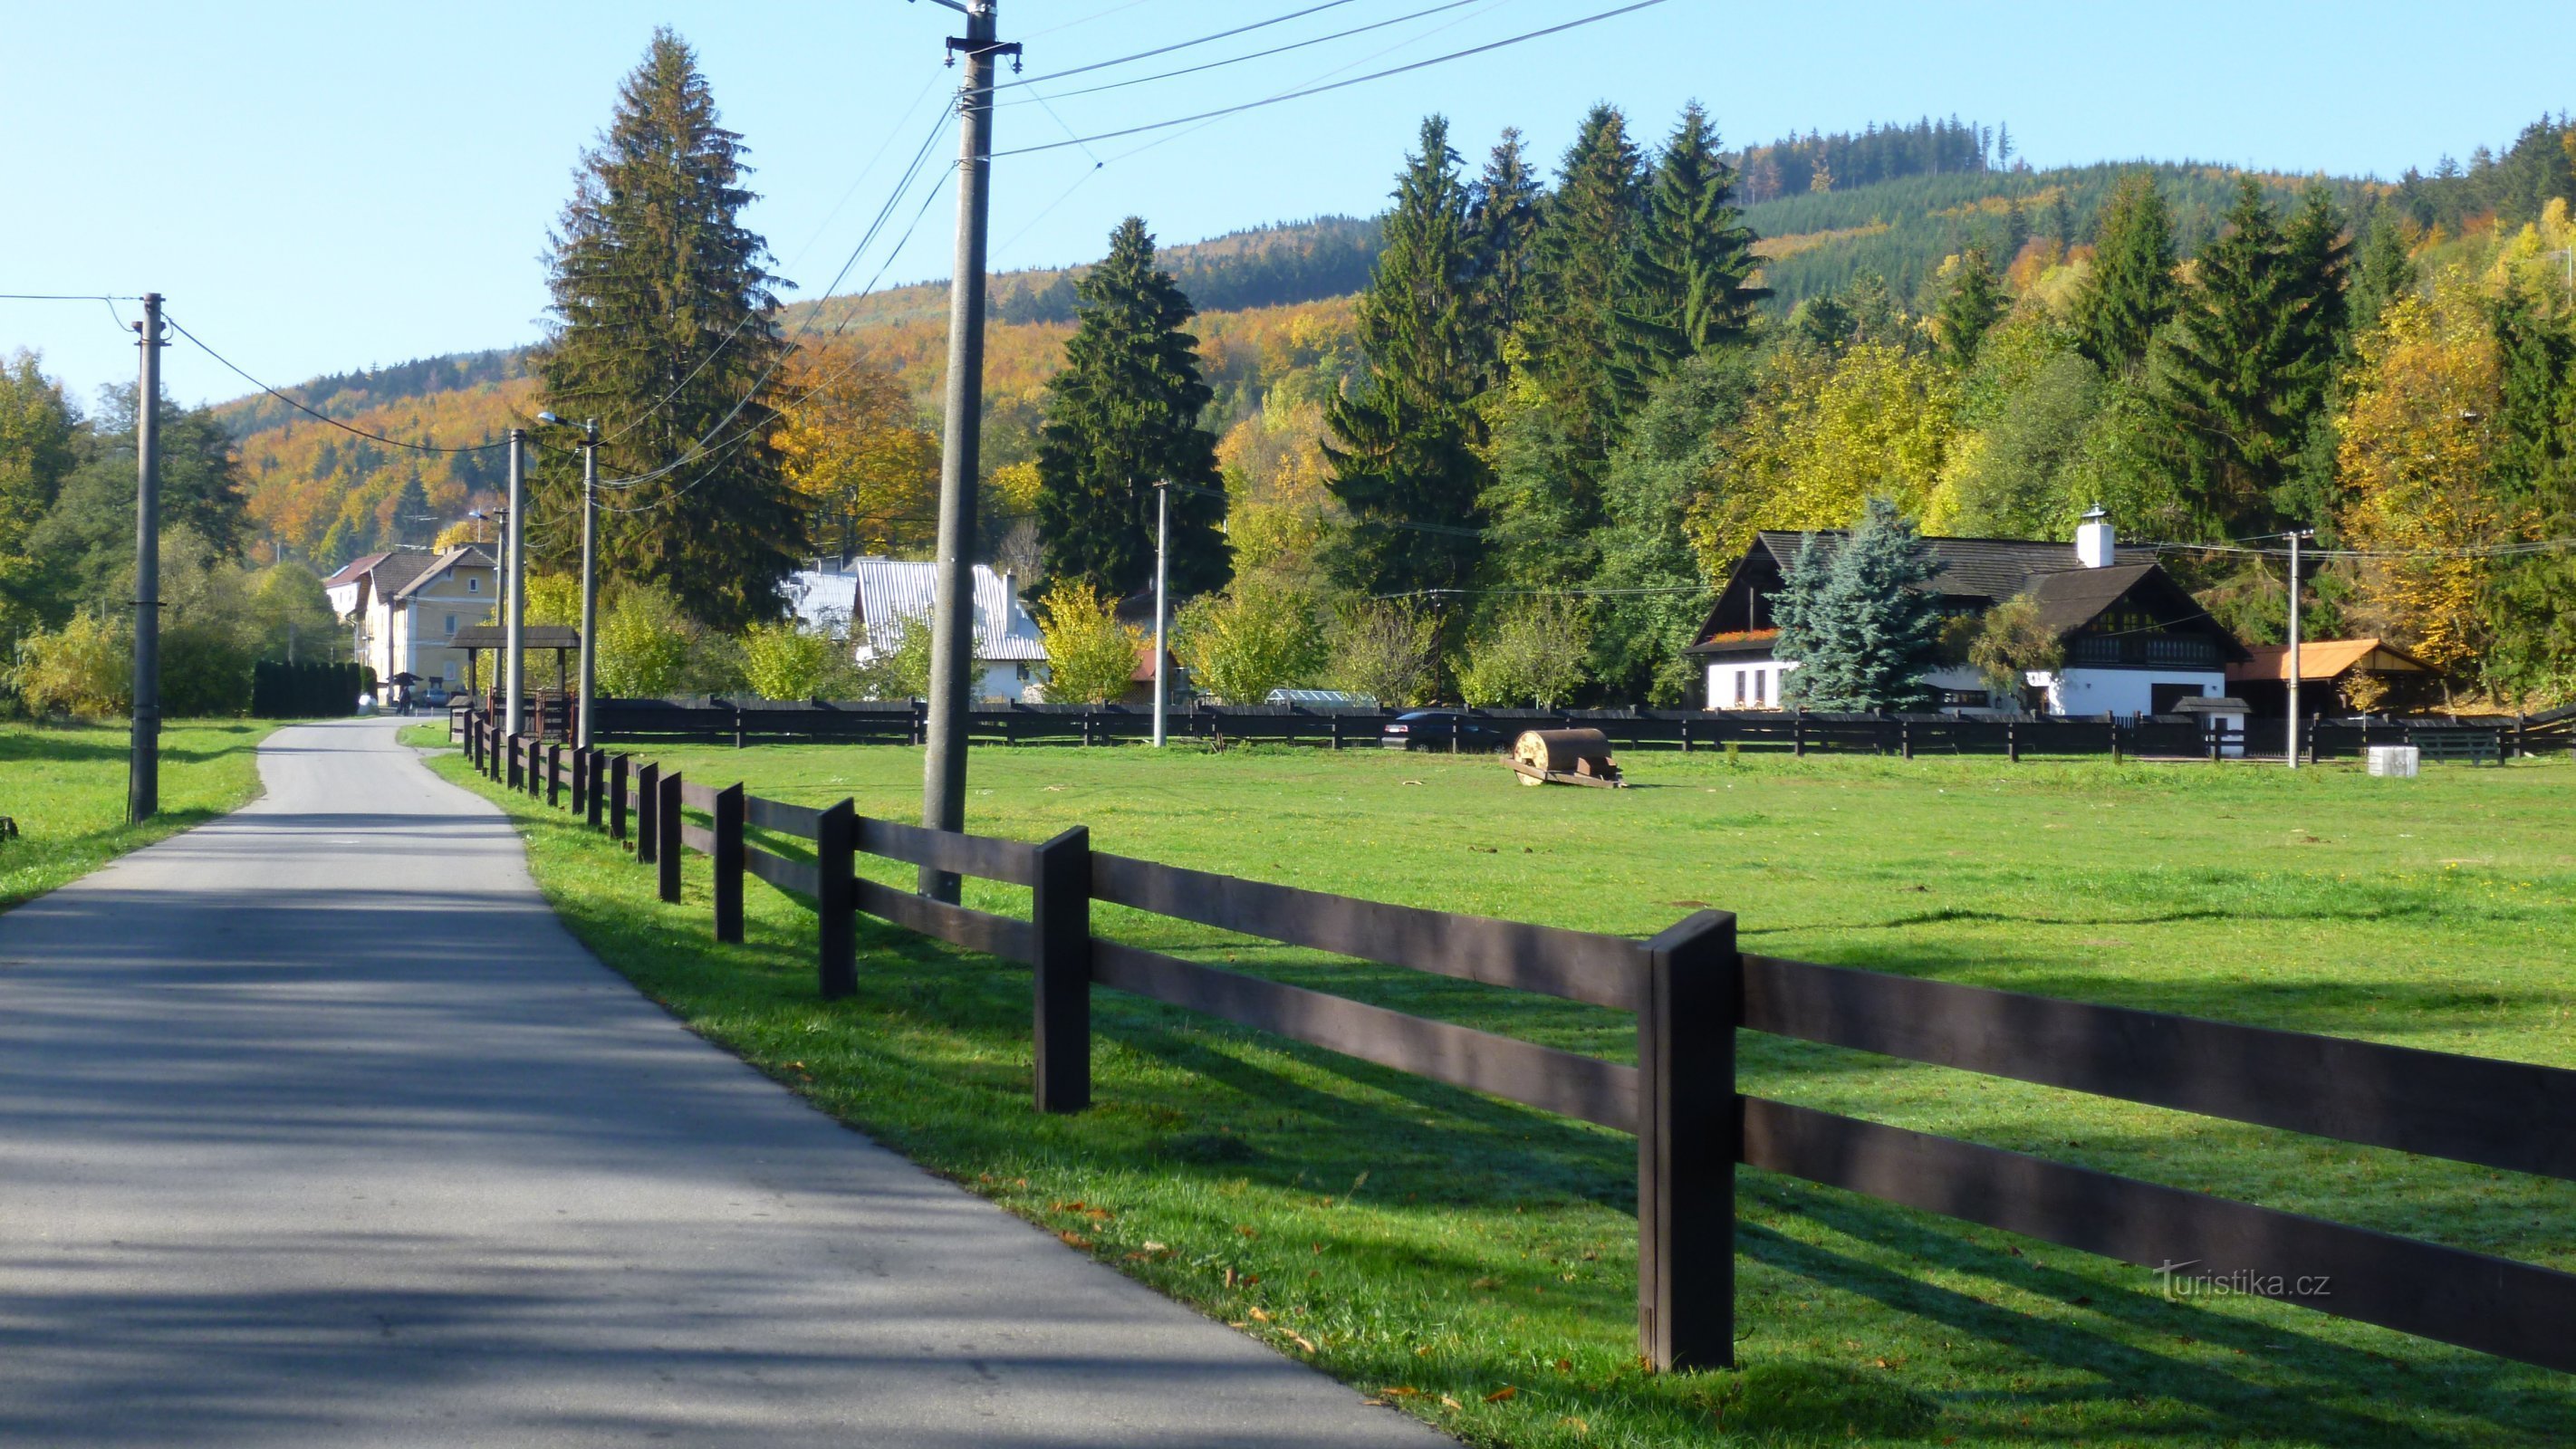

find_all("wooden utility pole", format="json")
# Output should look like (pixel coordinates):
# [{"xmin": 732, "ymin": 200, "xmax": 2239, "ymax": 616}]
[
  {"xmin": 577, "ymin": 417, "xmax": 600, "ymax": 749},
  {"xmin": 128, "ymin": 293, "xmax": 164, "ymax": 824},
  {"xmin": 2286, "ymin": 528, "xmax": 2312, "ymax": 770},
  {"xmin": 1152, "ymin": 480, "xmax": 1168, "ymax": 748},
  {"xmin": 920, "ymin": 0, "xmax": 1016, "ymax": 900},
  {"xmin": 504, "ymin": 428, "xmax": 526, "ymax": 739}
]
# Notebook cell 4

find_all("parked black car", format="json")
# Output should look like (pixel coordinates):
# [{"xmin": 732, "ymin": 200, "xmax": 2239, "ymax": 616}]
[{"xmin": 1380, "ymin": 710, "xmax": 1508, "ymax": 751}]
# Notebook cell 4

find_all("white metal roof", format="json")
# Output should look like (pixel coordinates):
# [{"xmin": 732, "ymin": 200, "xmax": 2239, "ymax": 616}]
[{"xmin": 785, "ymin": 561, "xmax": 1047, "ymax": 662}]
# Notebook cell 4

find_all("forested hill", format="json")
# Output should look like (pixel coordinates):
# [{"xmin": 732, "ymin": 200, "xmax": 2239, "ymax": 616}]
[{"xmin": 211, "ymin": 111, "xmax": 2576, "ymax": 569}]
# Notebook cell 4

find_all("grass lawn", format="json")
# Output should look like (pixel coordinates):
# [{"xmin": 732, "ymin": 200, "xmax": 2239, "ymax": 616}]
[
  {"xmin": 1, "ymin": 718, "xmax": 279, "ymax": 913},
  {"xmin": 409, "ymin": 725, "xmax": 2576, "ymax": 1448}
]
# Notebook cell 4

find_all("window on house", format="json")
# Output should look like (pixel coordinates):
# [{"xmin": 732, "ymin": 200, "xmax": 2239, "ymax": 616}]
[
  {"xmin": 444, "ymin": 614, "xmax": 457, "ymax": 636},
  {"xmin": 1754, "ymin": 668, "xmax": 1767, "ymax": 705},
  {"xmin": 1732, "ymin": 669, "xmax": 1745, "ymax": 705},
  {"xmin": 467, "ymin": 577, "xmax": 479, "ymax": 592}
]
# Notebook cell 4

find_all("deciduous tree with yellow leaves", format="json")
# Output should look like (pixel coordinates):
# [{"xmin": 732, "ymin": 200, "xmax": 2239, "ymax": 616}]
[{"xmin": 773, "ymin": 345, "xmax": 940, "ymax": 560}]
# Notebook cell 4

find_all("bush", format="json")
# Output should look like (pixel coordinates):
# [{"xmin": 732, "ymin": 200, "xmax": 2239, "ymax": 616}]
[
  {"xmin": 595, "ymin": 587, "xmax": 692, "ymax": 696},
  {"xmin": 1035, "ymin": 581, "xmax": 1142, "ymax": 705},
  {"xmin": 854, "ymin": 611, "xmax": 938, "ymax": 700},
  {"xmin": 1456, "ymin": 599, "xmax": 1591, "ymax": 708},
  {"xmin": 12, "ymin": 613, "xmax": 130, "ymax": 716},
  {"xmin": 740, "ymin": 619, "xmax": 837, "ymax": 701},
  {"xmin": 1326, "ymin": 600, "xmax": 1443, "ymax": 706},
  {"xmin": 1175, "ymin": 579, "xmax": 1323, "ymax": 703}
]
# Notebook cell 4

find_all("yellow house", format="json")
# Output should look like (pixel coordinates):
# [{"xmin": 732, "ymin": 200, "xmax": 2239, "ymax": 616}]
[{"xmin": 321, "ymin": 546, "xmax": 498, "ymax": 692}]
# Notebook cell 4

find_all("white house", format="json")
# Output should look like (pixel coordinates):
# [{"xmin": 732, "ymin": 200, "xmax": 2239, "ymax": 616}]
[
  {"xmin": 1685, "ymin": 512, "xmax": 2246, "ymax": 716},
  {"xmin": 785, "ymin": 557, "xmax": 1049, "ymax": 702},
  {"xmin": 321, "ymin": 546, "xmax": 498, "ymax": 692}
]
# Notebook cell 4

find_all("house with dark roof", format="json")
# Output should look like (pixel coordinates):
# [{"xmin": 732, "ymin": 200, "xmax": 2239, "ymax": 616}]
[
  {"xmin": 1686, "ymin": 511, "xmax": 2249, "ymax": 716},
  {"xmin": 322, "ymin": 547, "xmax": 498, "ymax": 693}
]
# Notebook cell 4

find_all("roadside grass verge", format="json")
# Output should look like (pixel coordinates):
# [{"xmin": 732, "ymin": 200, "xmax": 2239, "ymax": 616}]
[
  {"xmin": 1, "ymin": 718, "xmax": 278, "ymax": 913},
  {"xmin": 417, "ymin": 732, "xmax": 2576, "ymax": 1447}
]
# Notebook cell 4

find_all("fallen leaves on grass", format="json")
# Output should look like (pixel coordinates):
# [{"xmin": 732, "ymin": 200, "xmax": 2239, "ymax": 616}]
[{"xmin": 1484, "ymin": 1386, "xmax": 1517, "ymax": 1403}]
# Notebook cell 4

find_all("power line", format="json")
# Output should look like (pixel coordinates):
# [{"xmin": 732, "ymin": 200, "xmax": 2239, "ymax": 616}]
[
  {"xmin": 160, "ymin": 313, "xmax": 510, "ymax": 454},
  {"xmin": 992, "ymin": 1, "xmax": 1668, "ymax": 158},
  {"xmin": 1018, "ymin": 0, "xmax": 1154, "ymax": 41},
  {"xmin": 995, "ymin": 0, "xmax": 1485, "ymax": 107},
  {"xmin": 991, "ymin": 0, "xmax": 1362, "ymax": 90},
  {"xmin": 0, "ymin": 292, "xmax": 143, "ymax": 301}
]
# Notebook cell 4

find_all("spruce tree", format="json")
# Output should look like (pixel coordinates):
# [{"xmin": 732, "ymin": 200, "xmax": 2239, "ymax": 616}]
[
  {"xmin": 2075, "ymin": 169, "xmax": 2177, "ymax": 373},
  {"xmin": 1034, "ymin": 216, "xmax": 1229, "ymax": 600},
  {"xmin": 2347, "ymin": 212, "xmax": 2417, "ymax": 337},
  {"xmin": 2159, "ymin": 178, "xmax": 2344, "ymax": 534},
  {"xmin": 1466, "ymin": 128, "xmax": 1542, "ymax": 384},
  {"xmin": 1322, "ymin": 117, "xmax": 1488, "ymax": 600},
  {"xmin": 535, "ymin": 28, "xmax": 803, "ymax": 630},
  {"xmin": 1774, "ymin": 498, "xmax": 1943, "ymax": 712},
  {"xmin": 1518, "ymin": 105, "xmax": 1646, "ymax": 497},
  {"xmin": 1618, "ymin": 102, "xmax": 1764, "ymax": 384},
  {"xmin": 1934, "ymin": 246, "xmax": 2008, "ymax": 364}
]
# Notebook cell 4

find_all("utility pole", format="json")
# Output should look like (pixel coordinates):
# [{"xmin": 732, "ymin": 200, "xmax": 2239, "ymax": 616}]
[
  {"xmin": 504, "ymin": 427, "xmax": 527, "ymax": 740},
  {"xmin": 919, "ymin": 0, "xmax": 1017, "ymax": 901},
  {"xmin": 1152, "ymin": 480, "xmax": 1168, "ymax": 748},
  {"xmin": 128, "ymin": 293, "xmax": 164, "ymax": 824},
  {"xmin": 2286, "ymin": 528, "xmax": 2312, "ymax": 770},
  {"xmin": 576, "ymin": 417, "xmax": 600, "ymax": 749}
]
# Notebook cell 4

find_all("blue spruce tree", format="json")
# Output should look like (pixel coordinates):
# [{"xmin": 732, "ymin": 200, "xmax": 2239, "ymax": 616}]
[{"xmin": 1775, "ymin": 498, "xmax": 1943, "ymax": 711}]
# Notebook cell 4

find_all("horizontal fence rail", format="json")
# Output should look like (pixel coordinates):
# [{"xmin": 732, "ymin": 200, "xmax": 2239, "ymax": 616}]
[
  {"xmin": 532, "ymin": 696, "xmax": 2560, "ymax": 763},
  {"xmin": 453, "ymin": 712, "xmax": 2576, "ymax": 1380}
]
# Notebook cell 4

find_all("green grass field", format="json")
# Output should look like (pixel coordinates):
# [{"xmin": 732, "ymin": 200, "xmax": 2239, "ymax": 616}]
[
  {"xmin": 412, "ymin": 728, "xmax": 2576, "ymax": 1448},
  {"xmin": 0, "ymin": 718, "xmax": 278, "ymax": 913}
]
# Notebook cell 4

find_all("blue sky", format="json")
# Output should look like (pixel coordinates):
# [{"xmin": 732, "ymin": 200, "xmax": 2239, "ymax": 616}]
[{"xmin": 5, "ymin": 0, "xmax": 2568, "ymax": 408}]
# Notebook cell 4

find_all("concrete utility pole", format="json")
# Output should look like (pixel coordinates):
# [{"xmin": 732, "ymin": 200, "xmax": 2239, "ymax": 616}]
[
  {"xmin": 2286, "ymin": 527, "xmax": 2312, "ymax": 770},
  {"xmin": 504, "ymin": 427, "xmax": 527, "ymax": 740},
  {"xmin": 128, "ymin": 293, "xmax": 164, "ymax": 824},
  {"xmin": 919, "ymin": 0, "xmax": 1017, "ymax": 900},
  {"xmin": 1152, "ymin": 480, "xmax": 1168, "ymax": 748},
  {"xmin": 576, "ymin": 418, "xmax": 601, "ymax": 749}
]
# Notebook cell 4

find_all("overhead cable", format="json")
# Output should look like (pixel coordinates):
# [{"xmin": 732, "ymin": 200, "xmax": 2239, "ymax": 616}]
[
  {"xmin": 995, "ymin": 0, "xmax": 1484, "ymax": 107},
  {"xmin": 991, "ymin": 0, "xmax": 1361, "ymax": 90},
  {"xmin": 160, "ymin": 313, "xmax": 509, "ymax": 454},
  {"xmin": 992, "ymin": 0, "xmax": 1669, "ymax": 158}
]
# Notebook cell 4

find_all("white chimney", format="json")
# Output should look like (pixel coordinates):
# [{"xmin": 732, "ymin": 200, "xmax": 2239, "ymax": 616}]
[{"xmin": 2075, "ymin": 505, "xmax": 2115, "ymax": 569}]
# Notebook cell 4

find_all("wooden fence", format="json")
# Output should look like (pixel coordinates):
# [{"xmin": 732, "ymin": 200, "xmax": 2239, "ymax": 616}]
[
  {"xmin": 463, "ymin": 715, "xmax": 2576, "ymax": 1377},
  {"xmin": 524, "ymin": 696, "xmax": 2551, "ymax": 763}
]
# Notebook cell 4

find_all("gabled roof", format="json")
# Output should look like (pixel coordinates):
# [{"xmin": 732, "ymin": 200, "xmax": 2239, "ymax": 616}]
[
  {"xmin": 2022, "ymin": 562, "xmax": 2160, "ymax": 634},
  {"xmin": 1744, "ymin": 530, "xmax": 2159, "ymax": 603},
  {"xmin": 365, "ymin": 552, "xmax": 441, "ymax": 601},
  {"xmin": 2228, "ymin": 638, "xmax": 2440, "ymax": 683},
  {"xmin": 322, "ymin": 552, "xmax": 390, "ymax": 589},
  {"xmin": 785, "ymin": 561, "xmax": 1047, "ymax": 661},
  {"xmin": 449, "ymin": 623, "xmax": 581, "ymax": 650},
  {"xmin": 387, "ymin": 546, "xmax": 497, "ymax": 602}
]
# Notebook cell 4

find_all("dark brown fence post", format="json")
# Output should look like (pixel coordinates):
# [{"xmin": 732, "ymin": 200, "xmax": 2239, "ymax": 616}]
[
  {"xmin": 1637, "ymin": 908, "xmax": 1738, "ymax": 1372},
  {"xmin": 529, "ymin": 737, "xmax": 546, "ymax": 798},
  {"xmin": 713, "ymin": 783, "xmax": 745, "ymax": 943},
  {"xmin": 585, "ymin": 750, "xmax": 607, "ymax": 829},
  {"xmin": 571, "ymin": 746, "xmax": 588, "ymax": 816},
  {"xmin": 1792, "ymin": 712, "xmax": 1805, "ymax": 758},
  {"xmin": 657, "ymin": 771, "xmax": 683, "ymax": 904},
  {"xmin": 1900, "ymin": 718, "xmax": 1914, "ymax": 760},
  {"xmin": 817, "ymin": 800, "xmax": 857, "ymax": 999},
  {"xmin": 546, "ymin": 744, "xmax": 564, "ymax": 807},
  {"xmin": 2110, "ymin": 717, "xmax": 2123, "ymax": 763},
  {"xmin": 610, "ymin": 754, "xmax": 630, "ymax": 842},
  {"xmin": 635, "ymin": 762, "xmax": 658, "ymax": 862},
  {"xmin": 2006, "ymin": 718, "xmax": 2020, "ymax": 763},
  {"xmin": 733, "ymin": 706, "xmax": 746, "ymax": 750},
  {"xmin": 506, "ymin": 733, "xmax": 524, "ymax": 789},
  {"xmin": 1031, "ymin": 826, "xmax": 1093, "ymax": 1113}
]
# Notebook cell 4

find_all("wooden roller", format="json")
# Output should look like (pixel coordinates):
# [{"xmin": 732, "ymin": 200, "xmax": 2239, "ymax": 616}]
[{"xmin": 1510, "ymin": 728, "xmax": 1624, "ymax": 787}]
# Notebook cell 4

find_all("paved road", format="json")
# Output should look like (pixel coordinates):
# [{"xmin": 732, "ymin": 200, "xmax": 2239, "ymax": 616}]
[{"xmin": 0, "ymin": 717, "xmax": 1449, "ymax": 1446}]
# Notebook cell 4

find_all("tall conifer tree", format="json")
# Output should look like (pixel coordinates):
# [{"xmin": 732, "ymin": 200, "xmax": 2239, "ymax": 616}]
[
  {"xmin": 2075, "ymin": 170, "xmax": 2177, "ymax": 373},
  {"xmin": 1618, "ymin": 102, "xmax": 1765, "ymax": 383},
  {"xmin": 536, "ymin": 28, "xmax": 803, "ymax": 629},
  {"xmin": 1934, "ymin": 246, "xmax": 2008, "ymax": 364},
  {"xmin": 1466, "ymin": 128, "xmax": 1543, "ymax": 385},
  {"xmin": 1034, "ymin": 217, "xmax": 1228, "ymax": 600},
  {"xmin": 1517, "ymin": 105, "xmax": 1647, "ymax": 503},
  {"xmin": 1323, "ymin": 117, "xmax": 1488, "ymax": 599},
  {"xmin": 2160, "ymin": 178, "xmax": 2347, "ymax": 534}
]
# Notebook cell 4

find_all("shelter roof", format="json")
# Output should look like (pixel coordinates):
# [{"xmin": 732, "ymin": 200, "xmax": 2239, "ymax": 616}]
[{"xmin": 2228, "ymin": 638, "xmax": 2440, "ymax": 683}]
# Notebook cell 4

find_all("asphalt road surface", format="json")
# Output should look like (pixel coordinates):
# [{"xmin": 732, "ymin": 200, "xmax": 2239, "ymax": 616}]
[{"xmin": 0, "ymin": 716, "xmax": 1450, "ymax": 1446}]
